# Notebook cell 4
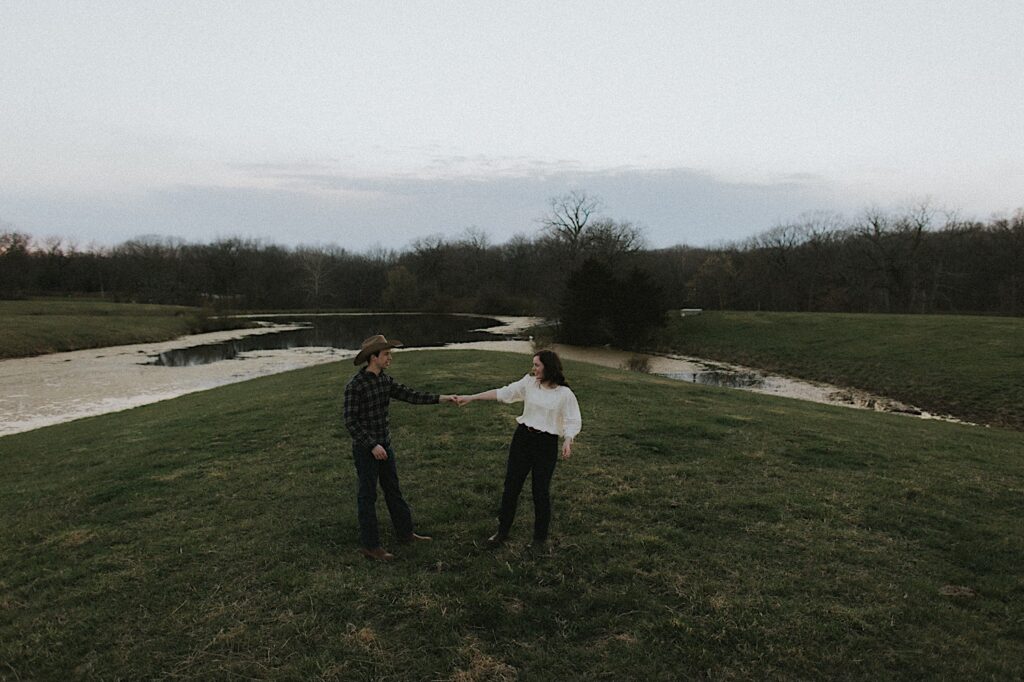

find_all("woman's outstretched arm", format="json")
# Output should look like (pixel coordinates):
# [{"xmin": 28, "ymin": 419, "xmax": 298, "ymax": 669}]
[
  {"xmin": 456, "ymin": 389, "xmax": 497, "ymax": 405},
  {"xmin": 459, "ymin": 374, "xmax": 531, "ymax": 406}
]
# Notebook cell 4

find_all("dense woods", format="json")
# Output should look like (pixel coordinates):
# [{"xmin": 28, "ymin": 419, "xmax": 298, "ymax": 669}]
[
  {"xmin": 2, "ymin": 199, "xmax": 1022, "ymax": 317},
  {"xmin": 662, "ymin": 206, "xmax": 1024, "ymax": 316}
]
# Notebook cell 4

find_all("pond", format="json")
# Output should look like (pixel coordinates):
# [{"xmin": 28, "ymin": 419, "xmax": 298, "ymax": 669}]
[{"xmin": 150, "ymin": 313, "xmax": 508, "ymax": 367}]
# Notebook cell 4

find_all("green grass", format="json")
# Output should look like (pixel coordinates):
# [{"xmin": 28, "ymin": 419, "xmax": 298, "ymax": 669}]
[
  {"xmin": 659, "ymin": 311, "xmax": 1024, "ymax": 430},
  {"xmin": 2, "ymin": 350, "xmax": 1022, "ymax": 679},
  {"xmin": 0, "ymin": 299, "xmax": 251, "ymax": 359}
]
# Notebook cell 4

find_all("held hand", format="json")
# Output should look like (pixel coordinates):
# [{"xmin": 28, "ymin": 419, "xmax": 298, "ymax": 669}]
[
  {"xmin": 371, "ymin": 444, "xmax": 388, "ymax": 460},
  {"xmin": 440, "ymin": 394, "xmax": 458, "ymax": 405},
  {"xmin": 454, "ymin": 395, "xmax": 471, "ymax": 407},
  {"xmin": 561, "ymin": 441, "xmax": 572, "ymax": 460}
]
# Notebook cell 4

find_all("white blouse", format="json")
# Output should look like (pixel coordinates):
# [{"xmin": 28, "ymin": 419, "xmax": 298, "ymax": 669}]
[{"xmin": 496, "ymin": 374, "xmax": 582, "ymax": 440}]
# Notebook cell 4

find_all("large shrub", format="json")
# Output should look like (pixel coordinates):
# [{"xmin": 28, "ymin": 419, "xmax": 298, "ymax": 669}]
[{"xmin": 559, "ymin": 258, "xmax": 668, "ymax": 348}]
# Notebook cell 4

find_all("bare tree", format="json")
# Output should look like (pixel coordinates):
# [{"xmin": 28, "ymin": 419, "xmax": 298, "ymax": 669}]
[
  {"xmin": 0, "ymin": 228, "xmax": 33, "ymax": 296},
  {"xmin": 0, "ymin": 229, "xmax": 31, "ymax": 256},
  {"xmin": 541, "ymin": 190, "xmax": 602, "ymax": 253},
  {"xmin": 991, "ymin": 209, "xmax": 1024, "ymax": 314},
  {"xmin": 296, "ymin": 247, "xmax": 333, "ymax": 310},
  {"xmin": 689, "ymin": 253, "xmax": 737, "ymax": 310},
  {"xmin": 381, "ymin": 265, "xmax": 417, "ymax": 311},
  {"xmin": 458, "ymin": 226, "xmax": 490, "ymax": 251},
  {"xmin": 540, "ymin": 190, "xmax": 646, "ymax": 270},
  {"xmin": 853, "ymin": 203, "xmax": 934, "ymax": 312},
  {"xmin": 585, "ymin": 218, "xmax": 646, "ymax": 263}
]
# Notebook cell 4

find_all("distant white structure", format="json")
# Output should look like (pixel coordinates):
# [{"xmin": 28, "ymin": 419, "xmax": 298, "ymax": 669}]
[{"xmin": 679, "ymin": 308, "xmax": 703, "ymax": 316}]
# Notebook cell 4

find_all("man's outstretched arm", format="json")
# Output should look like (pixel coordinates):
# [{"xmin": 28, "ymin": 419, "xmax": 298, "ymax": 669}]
[{"xmin": 390, "ymin": 381, "xmax": 457, "ymax": 405}]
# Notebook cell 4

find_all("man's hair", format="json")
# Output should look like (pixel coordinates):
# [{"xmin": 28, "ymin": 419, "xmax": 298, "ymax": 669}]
[
  {"xmin": 535, "ymin": 349, "xmax": 568, "ymax": 387},
  {"xmin": 367, "ymin": 349, "xmax": 383, "ymax": 363}
]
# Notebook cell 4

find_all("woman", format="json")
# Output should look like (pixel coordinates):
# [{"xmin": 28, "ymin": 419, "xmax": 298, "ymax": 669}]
[{"xmin": 458, "ymin": 350, "xmax": 582, "ymax": 547}]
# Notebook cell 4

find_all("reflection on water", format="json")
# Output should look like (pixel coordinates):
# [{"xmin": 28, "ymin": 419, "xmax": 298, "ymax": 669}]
[
  {"xmin": 664, "ymin": 370, "xmax": 766, "ymax": 389},
  {"xmin": 150, "ymin": 313, "xmax": 506, "ymax": 367}
]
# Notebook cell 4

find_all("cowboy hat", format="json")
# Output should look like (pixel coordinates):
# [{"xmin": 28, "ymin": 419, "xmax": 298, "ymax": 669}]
[{"xmin": 353, "ymin": 334, "xmax": 403, "ymax": 365}]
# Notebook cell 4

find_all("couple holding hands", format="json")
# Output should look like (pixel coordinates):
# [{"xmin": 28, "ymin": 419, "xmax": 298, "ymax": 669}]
[{"xmin": 343, "ymin": 334, "xmax": 582, "ymax": 561}]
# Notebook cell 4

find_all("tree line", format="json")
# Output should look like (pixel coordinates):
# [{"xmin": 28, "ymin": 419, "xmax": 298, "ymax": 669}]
[
  {"xmin": 2, "ymin": 196, "xmax": 1022, "ymax": 321},
  {"xmin": 649, "ymin": 205, "xmax": 1024, "ymax": 315}
]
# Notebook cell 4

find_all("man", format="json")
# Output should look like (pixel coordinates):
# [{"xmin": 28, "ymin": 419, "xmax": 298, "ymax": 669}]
[{"xmin": 343, "ymin": 334, "xmax": 457, "ymax": 561}]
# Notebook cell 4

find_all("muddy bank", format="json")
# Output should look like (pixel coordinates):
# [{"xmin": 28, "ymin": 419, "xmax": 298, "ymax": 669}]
[
  {"xmin": 440, "ymin": 341, "xmax": 973, "ymax": 425},
  {"xmin": 0, "ymin": 318, "xmax": 538, "ymax": 437},
  {"xmin": 0, "ymin": 325, "xmax": 351, "ymax": 437}
]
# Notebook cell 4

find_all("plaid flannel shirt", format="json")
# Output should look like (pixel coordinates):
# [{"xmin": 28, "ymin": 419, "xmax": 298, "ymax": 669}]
[{"xmin": 343, "ymin": 368, "xmax": 439, "ymax": 448}]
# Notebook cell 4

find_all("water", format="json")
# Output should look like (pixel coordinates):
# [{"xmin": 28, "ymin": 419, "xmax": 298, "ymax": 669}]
[
  {"xmin": 0, "ymin": 315, "xmax": 973, "ymax": 438},
  {"xmin": 149, "ymin": 313, "xmax": 507, "ymax": 367},
  {"xmin": 665, "ymin": 370, "xmax": 766, "ymax": 389}
]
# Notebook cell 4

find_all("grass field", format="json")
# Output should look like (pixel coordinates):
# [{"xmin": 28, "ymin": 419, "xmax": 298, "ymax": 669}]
[
  {"xmin": 2, "ymin": 350, "xmax": 1022, "ymax": 679},
  {"xmin": 658, "ymin": 311, "xmax": 1024, "ymax": 430},
  {"xmin": 0, "ymin": 299, "xmax": 252, "ymax": 359}
]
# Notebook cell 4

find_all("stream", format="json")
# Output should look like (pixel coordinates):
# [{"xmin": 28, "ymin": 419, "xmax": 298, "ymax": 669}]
[{"xmin": 0, "ymin": 313, "xmax": 971, "ymax": 437}]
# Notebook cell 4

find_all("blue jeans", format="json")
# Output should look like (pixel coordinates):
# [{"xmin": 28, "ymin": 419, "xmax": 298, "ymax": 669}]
[
  {"xmin": 352, "ymin": 443, "xmax": 413, "ymax": 549},
  {"xmin": 497, "ymin": 424, "xmax": 559, "ymax": 542}
]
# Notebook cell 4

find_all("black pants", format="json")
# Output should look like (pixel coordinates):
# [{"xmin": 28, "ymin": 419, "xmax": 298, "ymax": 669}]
[
  {"xmin": 352, "ymin": 443, "xmax": 413, "ymax": 549},
  {"xmin": 497, "ymin": 424, "xmax": 559, "ymax": 542}
]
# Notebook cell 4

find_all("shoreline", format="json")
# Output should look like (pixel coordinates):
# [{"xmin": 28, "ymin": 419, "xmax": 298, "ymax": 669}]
[{"xmin": 0, "ymin": 320, "xmax": 972, "ymax": 438}]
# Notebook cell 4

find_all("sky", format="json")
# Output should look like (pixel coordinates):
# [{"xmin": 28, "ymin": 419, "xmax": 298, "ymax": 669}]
[{"xmin": 2, "ymin": 1, "xmax": 1022, "ymax": 250}]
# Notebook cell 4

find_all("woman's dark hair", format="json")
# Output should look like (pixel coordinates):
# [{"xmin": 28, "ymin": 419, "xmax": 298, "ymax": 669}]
[{"xmin": 535, "ymin": 349, "xmax": 568, "ymax": 387}]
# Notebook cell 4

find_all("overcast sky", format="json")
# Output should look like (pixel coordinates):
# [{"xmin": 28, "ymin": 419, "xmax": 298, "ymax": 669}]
[{"xmin": 2, "ymin": 1, "xmax": 1022, "ymax": 250}]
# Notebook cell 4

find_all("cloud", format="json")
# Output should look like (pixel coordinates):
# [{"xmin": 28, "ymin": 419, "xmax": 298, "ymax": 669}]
[{"xmin": 2, "ymin": 166, "xmax": 869, "ymax": 249}]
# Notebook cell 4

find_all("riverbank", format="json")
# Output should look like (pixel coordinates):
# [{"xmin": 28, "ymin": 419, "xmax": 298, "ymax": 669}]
[
  {"xmin": 0, "ymin": 325, "xmax": 341, "ymax": 437},
  {"xmin": 454, "ymin": 340, "xmax": 965, "ymax": 421},
  {"xmin": 0, "ymin": 299, "xmax": 252, "ymax": 359},
  {"xmin": 659, "ymin": 311, "xmax": 1024, "ymax": 430},
  {"xmin": 1, "ymin": 320, "xmax": 966, "ymax": 438},
  {"xmin": 2, "ymin": 350, "xmax": 1021, "ymax": 679},
  {"xmin": 8, "ymin": 302, "xmax": 1018, "ymax": 428}
]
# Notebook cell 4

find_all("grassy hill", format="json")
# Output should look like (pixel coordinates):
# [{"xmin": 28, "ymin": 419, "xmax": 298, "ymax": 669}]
[
  {"xmin": 659, "ymin": 311, "xmax": 1024, "ymax": 430},
  {"xmin": 2, "ymin": 350, "xmax": 1022, "ymax": 679}
]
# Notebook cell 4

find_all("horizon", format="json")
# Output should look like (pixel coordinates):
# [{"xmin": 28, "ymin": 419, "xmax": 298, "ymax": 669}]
[{"xmin": 8, "ymin": 197, "xmax": 1009, "ymax": 257}]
